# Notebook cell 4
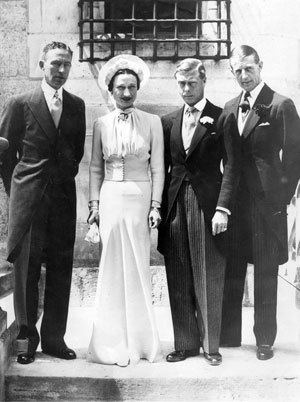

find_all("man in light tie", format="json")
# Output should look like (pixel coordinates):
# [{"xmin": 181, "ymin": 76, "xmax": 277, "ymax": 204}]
[
  {"xmin": 158, "ymin": 58, "xmax": 240, "ymax": 365},
  {"xmin": 220, "ymin": 45, "xmax": 300, "ymax": 360},
  {"xmin": 0, "ymin": 41, "xmax": 86, "ymax": 364}
]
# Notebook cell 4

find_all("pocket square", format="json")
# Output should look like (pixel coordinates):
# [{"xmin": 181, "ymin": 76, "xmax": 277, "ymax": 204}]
[
  {"xmin": 258, "ymin": 122, "xmax": 270, "ymax": 126},
  {"xmin": 210, "ymin": 132, "xmax": 217, "ymax": 135}
]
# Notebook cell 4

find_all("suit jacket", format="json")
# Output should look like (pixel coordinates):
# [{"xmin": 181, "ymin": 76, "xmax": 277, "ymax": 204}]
[
  {"xmin": 224, "ymin": 83, "xmax": 300, "ymax": 264},
  {"xmin": 0, "ymin": 86, "xmax": 86, "ymax": 262},
  {"xmin": 158, "ymin": 99, "xmax": 240, "ymax": 254}
]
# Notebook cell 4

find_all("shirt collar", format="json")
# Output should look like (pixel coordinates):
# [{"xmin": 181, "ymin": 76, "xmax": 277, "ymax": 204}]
[
  {"xmin": 243, "ymin": 81, "xmax": 265, "ymax": 107},
  {"xmin": 41, "ymin": 79, "xmax": 63, "ymax": 101},
  {"xmin": 184, "ymin": 97, "xmax": 207, "ymax": 114}
]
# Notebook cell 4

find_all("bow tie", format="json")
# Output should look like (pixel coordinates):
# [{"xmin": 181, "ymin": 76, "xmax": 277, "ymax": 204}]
[
  {"xmin": 117, "ymin": 108, "xmax": 134, "ymax": 122},
  {"xmin": 118, "ymin": 112, "xmax": 130, "ymax": 121},
  {"xmin": 239, "ymin": 91, "xmax": 251, "ymax": 113}
]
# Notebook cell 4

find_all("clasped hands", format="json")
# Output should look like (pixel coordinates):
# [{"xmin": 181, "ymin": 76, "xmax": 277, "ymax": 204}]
[{"xmin": 212, "ymin": 210, "xmax": 228, "ymax": 236}]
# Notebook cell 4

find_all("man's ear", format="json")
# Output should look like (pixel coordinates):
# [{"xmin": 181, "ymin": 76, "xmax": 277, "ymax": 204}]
[
  {"xmin": 258, "ymin": 61, "xmax": 263, "ymax": 70},
  {"xmin": 39, "ymin": 60, "xmax": 44, "ymax": 70}
]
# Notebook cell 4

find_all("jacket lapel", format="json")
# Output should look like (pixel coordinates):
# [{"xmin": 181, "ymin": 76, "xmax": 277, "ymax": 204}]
[
  {"xmin": 242, "ymin": 84, "xmax": 271, "ymax": 139},
  {"xmin": 60, "ymin": 90, "xmax": 77, "ymax": 121},
  {"xmin": 170, "ymin": 107, "xmax": 186, "ymax": 158},
  {"xmin": 27, "ymin": 86, "xmax": 58, "ymax": 142},
  {"xmin": 232, "ymin": 95, "xmax": 241, "ymax": 120},
  {"xmin": 186, "ymin": 100, "xmax": 214, "ymax": 158}
]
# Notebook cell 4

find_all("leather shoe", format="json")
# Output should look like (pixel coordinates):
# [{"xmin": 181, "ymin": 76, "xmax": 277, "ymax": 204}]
[
  {"xmin": 204, "ymin": 352, "xmax": 222, "ymax": 366},
  {"xmin": 256, "ymin": 345, "xmax": 273, "ymax": 360},
  {"xmin": 166, "ymin": 349, "xmax": 199, "ymax": 362},
  {"xmin": 17, "ymin": 353, "xmax": 35, "ymax": 365},
  {"xmin": 42, "ymin": 346, "xmax": 77, "ymax": 360}
]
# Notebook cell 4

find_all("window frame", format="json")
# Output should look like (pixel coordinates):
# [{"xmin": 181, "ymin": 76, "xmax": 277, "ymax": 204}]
[{"xmin": 78, "ymin": 0, "xmax": 232, "ymax": 62}]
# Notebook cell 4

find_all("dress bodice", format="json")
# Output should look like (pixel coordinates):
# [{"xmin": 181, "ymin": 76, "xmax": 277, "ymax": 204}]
[
  {"xmin": 89, "ymin": 107, "xmax": 165, "ymax": 202},
  {"xmin": 105, "ymin": 154, "xmax": 150, "ymax": 182}
]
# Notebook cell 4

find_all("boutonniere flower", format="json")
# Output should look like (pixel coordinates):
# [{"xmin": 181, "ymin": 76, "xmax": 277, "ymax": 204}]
[
  {"xmin": 253, "ymin": 104, "xmax": 271, "ymax": 121},
  {"xmin": 200, "ymin": 116, "xmax": 214, "ymax": 127}
]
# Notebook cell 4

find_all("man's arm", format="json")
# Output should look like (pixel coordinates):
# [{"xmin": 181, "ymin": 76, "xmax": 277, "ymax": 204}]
[
  {"xmin": 279, "ymin": 98, "xmax": 300, "ymax": 204},
  {"xmin": 0, "ymin": 97, "xmax": 24, "ymax": 194},
  {"xmin": 74, "ymin": 98, "xmax": 86, "ymax": 164},
  {"xmin": 216, "ymin": 111, "xmax": 241, "ymax": 211}
]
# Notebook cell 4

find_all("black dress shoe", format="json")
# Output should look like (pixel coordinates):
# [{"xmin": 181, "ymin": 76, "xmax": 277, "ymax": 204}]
[
  {"xmin": 166, "ymin": 349, "xmax": 199, "ymax": 362},
  {"xmin": 42, "ymin": 346, "xmax": 77, "ymax": 360},
  {"xmin": 203, "ymin": 352, "xmax": 222, "ymax": 366},
  {"xmin": 256, "ymin": 345, "xmax": 274, "ymax": 360},
  {"xmin": 17, "ymin": 353, "xmax": 35, "ymax": 365}
]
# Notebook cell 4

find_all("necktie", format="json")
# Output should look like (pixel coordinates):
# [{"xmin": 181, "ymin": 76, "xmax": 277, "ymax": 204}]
[
  {"xmin": 239, "ymin": 91, "xmax": 251, "ymax": 122},
  {"xmin": 183, "ymin": 106, "xmax": 197, "ymax": 153},
  {"xmin": 50, "ymin": 91, "xmax": 62, "ymax": 128}
]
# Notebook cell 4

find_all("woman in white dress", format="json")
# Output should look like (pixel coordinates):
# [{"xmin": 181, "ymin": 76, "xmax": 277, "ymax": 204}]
[{"xmin": 87, "ymin": 55, "xmax": 165, "ymax": 366}]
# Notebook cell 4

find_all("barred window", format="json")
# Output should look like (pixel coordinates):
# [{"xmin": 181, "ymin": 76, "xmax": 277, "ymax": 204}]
[{"xmin": 78, "ymin": 0, "xmax": 231, "ymax": 62}]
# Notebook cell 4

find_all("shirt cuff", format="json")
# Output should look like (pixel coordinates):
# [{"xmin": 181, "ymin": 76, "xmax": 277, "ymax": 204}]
[
  {"xmin": 151, "ymin": 200, "xmax": 161, "ymax": 208},
  {"xmin": 216, "ymin": 206, "xmax": 231, "ymax": 215}
]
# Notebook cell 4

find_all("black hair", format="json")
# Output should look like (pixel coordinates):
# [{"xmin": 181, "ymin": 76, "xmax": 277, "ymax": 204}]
[
  {"xmin": 108, "ymin": 69, "xmax": 140, "ymax": 92},
  {"xmin": 230, "ymin": 45, "xmax": 260, "ymax": 65},
  {"xmin": 41, "ymin": 41, "xmax": 73, "ymax": 60}
]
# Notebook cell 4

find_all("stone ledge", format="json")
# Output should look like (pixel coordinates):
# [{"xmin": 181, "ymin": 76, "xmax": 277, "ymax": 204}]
[{"xmin": 70, "ymin": 265, "xmax": 169, "ymax": 307}]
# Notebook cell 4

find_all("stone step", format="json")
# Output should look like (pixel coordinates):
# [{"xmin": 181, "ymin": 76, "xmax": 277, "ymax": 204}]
[
  {"xmin": 5, "ymin": 305, "xmax": 300, "ymax": 401},
  {"xmin": 5, "ymin": 265, "xmax": 300, "ymax": 401}
]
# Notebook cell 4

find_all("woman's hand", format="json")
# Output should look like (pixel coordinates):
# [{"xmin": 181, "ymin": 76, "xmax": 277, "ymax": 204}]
[
  {"xmin": 87, "ymin": 200, "xmax": 100, "ymax": 226},
  {"xmin": 87, "ymin": 210, "xmax": 99, "ymax": 226},
  {"xmin": 148, "ymin": 207, "xmax": 161, "ymax": 229}
]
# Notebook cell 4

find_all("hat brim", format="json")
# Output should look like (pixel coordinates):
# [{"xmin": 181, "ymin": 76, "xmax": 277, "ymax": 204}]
[{"xmin": 98, "ymin": 54, "xmax": 150, "ymax": 91}]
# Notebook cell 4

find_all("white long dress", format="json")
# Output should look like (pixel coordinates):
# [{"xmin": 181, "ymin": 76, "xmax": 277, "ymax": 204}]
[{"xmin": 87, "ymin": 108, "xmax": 164, "ymax": 366}]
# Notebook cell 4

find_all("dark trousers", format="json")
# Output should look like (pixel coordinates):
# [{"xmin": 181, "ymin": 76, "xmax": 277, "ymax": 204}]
[
  {"xmin": 164, "ymin": 182, "xmax": 225, "ymax": 354},
  {"xmin": 221, "ymin": 186, "xmax": 279, "ymax": 346},
  {"xmin": 13, "ymin": 183, "xmax": 76, "ymax": 352}
]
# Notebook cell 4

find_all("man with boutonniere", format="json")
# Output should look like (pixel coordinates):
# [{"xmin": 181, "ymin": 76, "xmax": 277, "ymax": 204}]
[
  {"xmin": 220, "ymin": 45, "xmax": 300, "ymax": 360},
  {"xmin": 158, "ymin": 58, "xmax": 240, "ymax": 365}
]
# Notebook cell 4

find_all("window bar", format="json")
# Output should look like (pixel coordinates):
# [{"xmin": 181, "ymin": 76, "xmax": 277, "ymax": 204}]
[
  {"xmin": 173, "ymin": 1, "xmax": 178, "ymax": 59},
  {"xmin": 153, "ymin": 1, "xmax": 157, "ymax": 61},
  {"xmin": 89, "ymin": 0, "xmax": 94, "ymax": 62},
  {"xmin": 110, "ymin": 0, "xmax": 115, "ymax": 58},
  {"xmin": 195, "ymin": 1, "xmax": 200, "ymax": 58},
  {"xmin": 226, "ymin": 0, "xmax": 231, "ymax": 58},
  {"xmin": 78, "ymin": 1, "xmax": 84, "ymax": 61},
  {"xmin": 131, "ymin": 1, "xmax": 136, "ymax": 55},
  {"xmin": 216, "ymin": 0, "xmax": 221, "ymax": 58}
]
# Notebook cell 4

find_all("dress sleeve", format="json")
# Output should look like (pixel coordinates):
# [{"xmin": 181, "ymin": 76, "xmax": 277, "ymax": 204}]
[
  {"xmin": 89, "ymin": 119, "xmax": 105, "ymax": 201},
  {"xmin": 150, "ymin": 114, "xmax": 165, "ymax": 204}
]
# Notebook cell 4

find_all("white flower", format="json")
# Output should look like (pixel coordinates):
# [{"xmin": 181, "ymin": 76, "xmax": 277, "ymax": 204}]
[{"xmin": 200, "ymin": 116, "xmax": 214, "ymax": 125}]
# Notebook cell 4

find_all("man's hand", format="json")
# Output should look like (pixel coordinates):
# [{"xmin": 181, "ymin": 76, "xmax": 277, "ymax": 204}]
[
  {"xmin": 212, "ymin": 210, "xmax": 228, "ymax": 236},
  {"xmin": 87, "ymin": 210, "xmax": 99, "ymax": 226},
  {"xmin": 148, "ymin": 207, "xmax": 161, "ymax": 229}
]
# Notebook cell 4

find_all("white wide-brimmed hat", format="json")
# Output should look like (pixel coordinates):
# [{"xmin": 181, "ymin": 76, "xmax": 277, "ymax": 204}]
[{"xmin": 98, "ymin": 54, "xmax": 150, "ymax": 90}]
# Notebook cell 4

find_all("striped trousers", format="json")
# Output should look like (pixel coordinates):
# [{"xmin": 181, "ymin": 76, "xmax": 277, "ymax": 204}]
[
  {"xmin": 164, "ymin": 182, "xmax": 225, "ymax": 354},
  {"xmin": 221, "ymin": 185, "xmax": 279, "ymax": 346}
]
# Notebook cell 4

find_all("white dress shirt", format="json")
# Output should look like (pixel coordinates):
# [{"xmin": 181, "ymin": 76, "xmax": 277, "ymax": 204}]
[
  {"xmin": 41, "ymin": 79, "xmax": 63, "ymax": 111},
  {"xmin": 238, "ymin": 81, "xmax": 265, "ymax": 134}
]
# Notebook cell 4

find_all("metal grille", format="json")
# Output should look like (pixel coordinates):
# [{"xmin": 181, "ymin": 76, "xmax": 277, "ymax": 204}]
[{"xmin": 78, "ymin": 0, "xmax": 231, "ymax": 62}]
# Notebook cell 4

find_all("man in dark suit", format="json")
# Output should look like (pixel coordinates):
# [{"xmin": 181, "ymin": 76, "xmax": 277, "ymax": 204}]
[
  {"xmin": 0, "ymin": 41, "xmax": 86, "ymax": 364},
  {"xmin": 158, "ymin": 58, "xmax": 240, "ymax": 365},
  {"xmin": 220, "ymin": 45, "xmax": 300, "ymax": 360}
]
